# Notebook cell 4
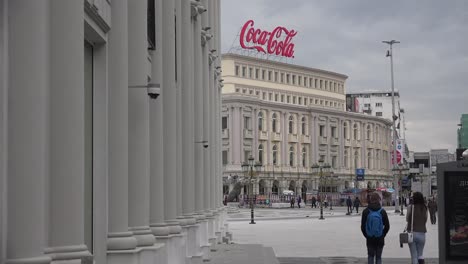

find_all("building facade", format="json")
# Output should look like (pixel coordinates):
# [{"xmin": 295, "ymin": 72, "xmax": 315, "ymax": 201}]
[
  {"xmin": 0, "ymin": 1, "xmax": 225, "ymax": 264},
  {"xmin": 221, "ymin": 54, "xmax": 394, "ymax": 198},
  {"xmin": 458, "ymin": 114, "xmax": 468, "ymax": 148}
]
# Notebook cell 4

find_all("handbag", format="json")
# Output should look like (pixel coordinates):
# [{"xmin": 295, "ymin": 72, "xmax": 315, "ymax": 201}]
[{"xmin": 399, "ymin": 205, "xmax": 414, "ymax": 245}]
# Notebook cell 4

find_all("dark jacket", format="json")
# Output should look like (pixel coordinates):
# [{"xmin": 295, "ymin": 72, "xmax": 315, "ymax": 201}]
[
  {"xmin": 346, "ymin": 198, "xmax": 352, "ymax": 206},
  {"xmin": 354, "ymin": 198, "xmax": 360, "ymax": 207},
  {"xmin": 361, "ymin": 203, "xmax": 390, "ymax": 246},
  {"xmin": 407, "ymin": 204, "xmax": 427, "ymax": 233}
]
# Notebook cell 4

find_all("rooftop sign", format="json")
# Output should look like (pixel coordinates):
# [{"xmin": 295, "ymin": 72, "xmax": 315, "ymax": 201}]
[{"xmin": 239, "ymin": 20, "xmax": 297, "ymax": 58}]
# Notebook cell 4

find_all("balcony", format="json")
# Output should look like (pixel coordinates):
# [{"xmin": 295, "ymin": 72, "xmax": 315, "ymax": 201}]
[
  {"xmin": 271, "ymin": 132, "xmax": 282, "ymax": 141},
  {"xmin": 300, "ymin": 134, "xmax": 311, "ymax": 144},
  {"xmin": 259, "ymin": 130, "xmax": 268, "ymax": 140},
  {"xmin": 243, "ymin": 129, "xmax": 253, "ymax": 139},
  {"xmin": 222, "ymin": 129, "xmax": 229, "ymax": 139},
  {"xmin": 331, "ymin": 137, "xmax": 339, "ymax": 145},
  {"xmin": 288, "ymin": 134, "xmax": 298, "ymax": 143},
  {"xmin": 319, "ymin": 136, "xmax": 328, "ymax": 145}
]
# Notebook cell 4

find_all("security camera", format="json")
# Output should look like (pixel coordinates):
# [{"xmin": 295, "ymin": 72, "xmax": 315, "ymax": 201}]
[
  {"xmin": 147, "ymin": 83, "xmax": 161, "ymax": 99},
  {"xmin": 203, "ymin": 144, "xmax": 209, "ymax": 148}
]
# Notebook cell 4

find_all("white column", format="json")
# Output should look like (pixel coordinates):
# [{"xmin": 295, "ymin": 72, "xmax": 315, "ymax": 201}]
[
  {"xmin": 175, "ymin": 0, "xmax": 184, "ymax": 221},
  {"xmin": 149, "ymin": 0, "xmax": 170, "ymax": 237},
  {"xmin": 181, "ymin": 0, "xmax": 196, "ymax": 219},
  {"xmin": 0, "ymin": 1, "xmax": 6, "ymax": 261},
  {"xmin": 162, "ymin": 0, "xmax": 181, "ymax": 233},
  {"xmin": 46, "ymin": 0, "xmax": 91, "ymax": 260},
  {"xmin": 127, "ymin": 0, "xmax": 155, "ymax": 247},
  {"xmin": 6, "ymin": 1, "xmax": 51, "ymax": 263},
  {"xmin": 107, "ymin": 0, "xmax": 137, "ymax": 251},
  {"xmin": 193, "ymin": 4, "xmax": 205, "ymax": 215}
]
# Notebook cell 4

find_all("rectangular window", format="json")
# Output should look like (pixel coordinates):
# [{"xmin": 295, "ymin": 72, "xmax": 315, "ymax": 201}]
[
  {"xmin": 298, "ymin": 76, "xmax": 302, "ymax": 85},
  {"xmin": 275, "ymin": 94, "xmax": 278, "ymax": 101},
  {"xmin": 242, "ymin": 66, "xmax": 246, "ymax": 77},
  {"xmin": 376, "ymin": 102, "xmax": 382, "ymax": 107},
  {"xmin": 292, "ymin": 75, "xmax": 296, "ymax": 84},
  {"xmin": 281, "ymin": 95, "xmax": 284, "ymax": 102},
  {"xmin": 286, "ymin": 74, "xmax": 290, "ymax": 83},
  {"xmin": 244, "ymin": 151, "xmax": 251, "ymax": 162},
  {"xmin": 331, "ymin": 126, "xmax": 337, "ymax": 138},
  {"xmin": 332, "ymin": 156, "xmax": 337, "ymax": 168},
  {"xmin": 244, "ymin": 116, "xmax": 251, "ymax": 130},
  {"xmin": 262, "ymin": 92, "xmax": 266, "ymax": 100},
  {"xmin": 287, "ymin": 96, "xmax": 290, "ymax": 103},
  {"xmin": 376, "ymin": 112, "xmax": 383, "ymax": 117},
  {"xmin": 255, "ymin": 68, "xmax": 259, "ymax": 79},
  {"xmin": 269, "ymin": 93, "xmax": 273, "ymax": 100},
  {"xmin": 320, "ymin": 80, "xmax": 323, "ymax": 89},
  {"xmin": 222, "ymin": 151, "xmax": 228, "ymax": 165},
  {"xmin": 293, "ymin": 96, "xmax": 296, "ymax": 104},
  {"xmin": 281, "ymin": 73, "xmax": 284, "ymax": 83},
  {"xmin": 268, "ymin": 71, "xmax": 272, "ymax": 81},
  {"xmin": 235, "ymin": 65, "xmax": 239, "ymax": 76},
  {"xmin": 222, "ymin": 116, "xmax": 228, "ymax": 129},
  {"xmin": 315, "ymin": 79, "xmax": 318, "ymax": 88},
  {"xmin": 364, "ymin": 103, "xmax": 370, "ymax": 107},
  {"xmin": 249, "ymin": 90, "xmax": 253, "ymax": 94},
  {"xmin": 147, "ymin": 0, "xmax": 156, "ymax": 50},
  {"xmin": 262, "ymin": 70, "xmax": 266, "ymax": 80},
  {"xmin": 319, "ymin": 125, "xmax": 325, "ymax": 137},
  {"xmin": 274, "ymin": 72, "xmax": 278, "ymax": 81},
  {"xmin": 298, "ymin": 97, "xmax": 302, "ymax": 105},
  {"xmin": 249, "ymin": 67, "xmax": 253, "ymax": 78}
]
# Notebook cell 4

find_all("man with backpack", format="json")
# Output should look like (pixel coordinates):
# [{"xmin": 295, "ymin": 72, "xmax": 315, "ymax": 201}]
[{"xmin": 361, "ymin": 192, "xmax": 390, "ymax": 264}]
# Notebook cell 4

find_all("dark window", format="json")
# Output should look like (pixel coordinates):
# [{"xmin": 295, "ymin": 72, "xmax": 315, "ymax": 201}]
[
  {"xmin": 222, "ymin": 151, "xmax": 228, "ymax": 165},
  {"xmin": 147, "ymin": 0, "xmax": 156, "ymax": 50},
  {"xmin": 222, "ymin": 116, "xmax": 228, "ymax": 129}
]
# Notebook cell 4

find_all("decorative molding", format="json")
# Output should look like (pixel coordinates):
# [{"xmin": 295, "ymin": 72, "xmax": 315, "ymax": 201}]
[{"xmin": 85, "ymin": 0, "xmax": 111, "ymax": 33}]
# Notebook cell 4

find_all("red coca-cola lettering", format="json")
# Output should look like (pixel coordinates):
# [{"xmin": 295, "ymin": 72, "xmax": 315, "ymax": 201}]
[{"xmin": 239, "ymin": 20, "xmax": 297, "ymax": 58}]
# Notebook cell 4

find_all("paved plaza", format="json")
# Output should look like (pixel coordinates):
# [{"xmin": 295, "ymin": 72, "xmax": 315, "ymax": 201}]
[{"xmin": 227, "ymin": 206, "xmax": 439, "ymax": 262}]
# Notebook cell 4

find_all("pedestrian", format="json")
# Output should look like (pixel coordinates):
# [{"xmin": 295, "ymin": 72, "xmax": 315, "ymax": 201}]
[
  {"xmin": 324, "ymin": 195, "xmax": 328, "ymax": 208},
  {"xmin": 311, "ymin": 196, "xmax": 317, "ymax": 208},
  {"xmin": 427, "ymin": 197, "xmax": 437, "ymax": 225},
  {"xmin": 354, "ymin": 197, "xmax": 361, "ymax": 213},
  {"xmin": 361, "ymin": 192, "xmax": 390, "ymax": 264},
  {"xmin": 407, "ymin": 192, "xmax": 428, "ymax": 264},
  {"xmin": 346, "ymin": 196, "xmax": 353, "ymax": 214},
  {"xmin": 290, "ymin": 196, "xmax": 295, "ymax": 208},
  {"xmin": 297, "ymin": 196, "xmax": 302, "ymax": 209}
]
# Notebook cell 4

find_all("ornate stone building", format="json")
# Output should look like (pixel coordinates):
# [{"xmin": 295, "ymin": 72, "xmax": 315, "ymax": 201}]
[{"xmin": 221, "ymin": 53, "xmax": 393, "ymax": 198}]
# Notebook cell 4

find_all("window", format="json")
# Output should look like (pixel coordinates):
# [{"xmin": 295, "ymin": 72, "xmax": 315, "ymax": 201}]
[
  {"xmin": 255, "ymin": 68, "xmax": 259, "ymax": 79},
  {"xmin": 281, "ymin": 73, "xmax": 284, "ymax": 83},
  {"xmin": 262, "ymin": 92, "xmax": 266, "ymax": 100},
  {"xmin": 375, "ymin": 151, "xmax": 380, "ymax": 170},
  {"xmin": 320, "ymin": 155, "xmax": 326, "ymax": 163},
  {"xmin": 286, "ymin": 74, "xmax": 290, "ymax": 83},
  {"xmin": 222, "ymin": 150, "xmax": 228, "ymax": 165},
  {"xmin": 320, "ymin": 80, "xmax": 323, "ymax": 89},
  {"xmin": 249, "ymin": 67, "xmax": 253, "ymax": 78},
  {"xmin": 298, "ymin": 97, "xmax": 302, "ymax": 105},
  {"xmin": 292, "ymin": 75, "xmax": 296, "ymax": 84},
  {"xmin": 272, "ymin": 113, "xmax": 277, "ymax": 132},
  {"xmin": 353, "ymin": 123, "xmax": 358, "ymax": 140},
  {"xmin": 331, "ymin": 126, "xmax": 337, "ymax": 138},
  {"xmin": 281, "ymin": 94, "xmax": 284, "ymax": 102},
  {"xmin": 244, "ymin": 151, "xmax": 251, "ymax": 162},
  {"xmin": 302, "ymin": 147, "xmax": 307, "ymax": 167},
  {"xmin": 301, "ymin": 117, "xmax": 306, "ymax": 135},
  {"xmin": 376, "ymin": 112, "xmax": 383, "ymax": 117},
  {"xmin": 292, "ymin": 96, "xmax": 296, "ymax": 104},
  {"xmin": 319, "ymin": 125, "xmax": 325, "ymax": 137},
  {"xmin": 269, "ymin": 93, "xmax": 272, "ymax": 100},
  {"xmin": 249, "ymin": 90, "xmax": 253, "ymax": 94},
  {"xmin": 344, "ymin": 149, "xmax": 348, "ymax": 168},
  {"xmin": 289, "ymin": 146, "xmax": 295, "ymax": 166},
  {"xmin": 364, "ymin": 103, "xmax": 370, "ymax": 107},
  {"xmin": 376, "ymin": 126, "xmax": 380, "ymax": 143},
  {"xmin": 262, "ymin": 70, "xmax": 266, "ymax": 80},
  {"xmin": 244, "ymin": 116, "xmax": 251, "ymax": 130},
  {"xmin": 298, "ymin": 76, "xmax": 302, "ymax": 85},
  {"xmin": 332, "ymin": 156, "xmax": 337, "ymax": 168},
  {"xmin": 242, "ymin": 66, "xmax": 246, "ymax": 77},
  {"xmin": 314, "ymin": 79, "xmax": 318, "ymax": 88},
  {"xmin": 343, "ymin": 122, "xmax": 348, "ymax": 139},
  {"xmin": 255, "ymin": 91, "xmax": 259, "ymax": 96},
  {"xmin": 354, "ymin": 151, "xmax": 359, "ymax": 168},
  {"xmin": 289, "ymin": 116, "xmax": 294, "ymax": 134},
  {"xmin": 147, "ymin": 0, "xmax": 156, "ymax": 49},
  {"xmin": 274, "ymin": 72, "xmax": 278, "ymax": 82},
  {"xmin": 366, "ymin": 125, "xmax": 371, "ymax": 140},
  {"xmin": 235, "ymin": 65, "xmax": 239, "ymax": 76},
  {"xmin": 268, "ymin": 71, "xmax": 272, "ymax": 81},
  {"xmin": 287, "ymin": 96, "xmax": 290, "ymax": 103},
  {"xmin": 258, "ymin": 144, "xmax": 264, "ymax": 165},
  {"xmin": 375, "ymin": 102, "xmax": 382, "ymax": 107},
  {"xmin": 275, "ymin": 94, "xmax": 278, "ymax": 101},
  {"xmin": 272, "ymin": 145, "xmax": 278, "ymax": 165},
  {"xmin": 258, "ymin": 112, "xmax": 264, "ymax": 131},
  {"xmin": 222, "ymin": 116, "xmax": 228, "ymax": 129},
  {"xmin": 367, "ymin": 152, "xmax": 372, "ymax": 169}
]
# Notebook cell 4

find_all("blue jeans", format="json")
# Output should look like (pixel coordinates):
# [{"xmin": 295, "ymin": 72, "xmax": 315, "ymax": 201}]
[
  {"xmin": 367, "ymin": 243, "xmax": 383, "ymax": 264},
  {"xmin": 409, "ymin": 232, "xmax": 426, "ymax": 264}
]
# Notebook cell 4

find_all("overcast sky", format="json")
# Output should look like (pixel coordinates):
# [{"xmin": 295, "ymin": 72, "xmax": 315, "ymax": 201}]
[{"xmin": 220, "ymin": 0, "xmax": 468, "ymax": 153}]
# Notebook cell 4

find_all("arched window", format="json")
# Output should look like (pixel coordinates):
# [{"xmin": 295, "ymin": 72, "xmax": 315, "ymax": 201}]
[
  {"xmin": 289, "ymin": 116, "xmax": 294, "ymax": 134},
  {"xmin": 366, "ymin": 125, "xmax": 371, "ymax": 140},
  {"xmin": 367, "ymin": 151, "xmax": 372, "ymax": 169},
  {"xmin": 353, "ymin": 123, "xmax": 358, "ymax": 140},
  {"xmin": 272, "ymin": 113, "xmax": 277, "ymax": 132},
  {"xmin": 289, "ymin": 146, "xmax": 295, "ymax": 167},
  {"xmin": 258, "ymin": 144, "xmax": 264, "ymax": 164},
  {"xmin": 354, "ymin": 150, "xmax": 359, "ymax": 168},
  {"xmin": 344, "ymin": 149, "xmax": 348, "ymax": 168},
  {"xmin": 375, "ymin": 126, "xmax": 380, "ymax": 143},
  {"xmin": 302, "ymin": 147, "xmax": 307, "ymax": 167},
  {"xmin": 375, "ymin": 151, "xmax": 380, "ymax": 170},
  {"xmin": 272, "ymin": 145, "xmax": 278, "ymax": 165},
  {"xmin": 258, "ymin": 112, "xmax": 264, "ymax": 131},
  {"xmin": 301, "ymin": 116, "xmax": 306, "ymax": 135},
  {"xmin": 343, "ymin": 122, "xmax": 348, "ymax": 139}
]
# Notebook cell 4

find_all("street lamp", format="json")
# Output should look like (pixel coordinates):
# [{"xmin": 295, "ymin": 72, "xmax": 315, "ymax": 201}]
[
  {"xmin": 311, "ymin": 157, "xmax": 332, "ymax": 220},
  {"xmin": 382, "ymin": 39, "xmax": 400, "ymax": 213},
  {"xmin": 242, "ymin": 155, "xmax": 262, "ymax": 224},
  {"xmin": 392, "ymin": 163, "xmax": 409, "ymax": 216}
]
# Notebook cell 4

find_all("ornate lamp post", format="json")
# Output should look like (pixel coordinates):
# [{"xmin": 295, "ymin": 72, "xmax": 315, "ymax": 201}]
[
  {"xmin": 311, "ymin": 157, "xmax": 332, "ymax": 220},
  {"xmin": 392, "ymin": 163, "xmax": 409, "ymax": 216},
  {"xmin": 242, "ymin": 155, "xmax": 262, "ymax": 224}
]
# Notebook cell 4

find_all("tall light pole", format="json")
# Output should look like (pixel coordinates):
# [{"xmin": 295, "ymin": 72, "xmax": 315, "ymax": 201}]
[
  {"xmin": 242, "ymin": 155, "xmax": 262, "ymax": 224},
  {"xmin": 311, "ymin": 158, "xmax": 332, "ymax": 220},
  {"xmin": 383, "ymin": 40, "xmax": 400, "ymax": 213}
]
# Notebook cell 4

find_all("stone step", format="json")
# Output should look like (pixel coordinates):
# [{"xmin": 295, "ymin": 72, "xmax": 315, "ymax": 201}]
[{"xmin": 207, "ymin": 243, "xmax": 280, "ymax": 264}]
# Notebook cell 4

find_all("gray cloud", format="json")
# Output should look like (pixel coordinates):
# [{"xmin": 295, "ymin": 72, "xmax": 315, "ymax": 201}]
[{"xmin": 221, "ymin": 0, "xmax": 468, "ymax": 152}]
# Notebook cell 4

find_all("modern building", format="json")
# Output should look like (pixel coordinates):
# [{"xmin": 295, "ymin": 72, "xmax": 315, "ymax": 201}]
[
  {"xmin": 221, "ymin": 53, "xmax": 393, "ymax": 199},
  {"xmin": 0, "ymin": 1, "xmax": 225, "ymax": 264},
  {"xmin": 458, "ymin": 114, "xmax": 468, "ymax": 148}
]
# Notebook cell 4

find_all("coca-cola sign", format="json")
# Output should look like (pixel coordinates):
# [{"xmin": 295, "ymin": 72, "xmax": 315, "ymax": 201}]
[{"xmin": 239, "ymin": 20, "xmax": 298, "ymax": 58}]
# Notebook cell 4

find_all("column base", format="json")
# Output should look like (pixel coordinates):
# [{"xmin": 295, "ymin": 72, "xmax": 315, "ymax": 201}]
[
  {"xmin": 5, "ymin": 256, "xmax": 52, "ymax": 264},
  {"xmin": 150, "ymin": 222, "xmax": 170, "ymax": 237},
  {"xmin": 44, "ymin": 245, "xmax": 92, "ymax": 263},
  {"xmin": 107, "ymin": 231, "xmax": 138, "ymax": 250},
  {"xmin": 165, "ymin": 219, "xmax": 182, "ymax": 234},
  {"xmin": 129, "ymin": 226, "xmax": 156, "ymax": 247}
]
